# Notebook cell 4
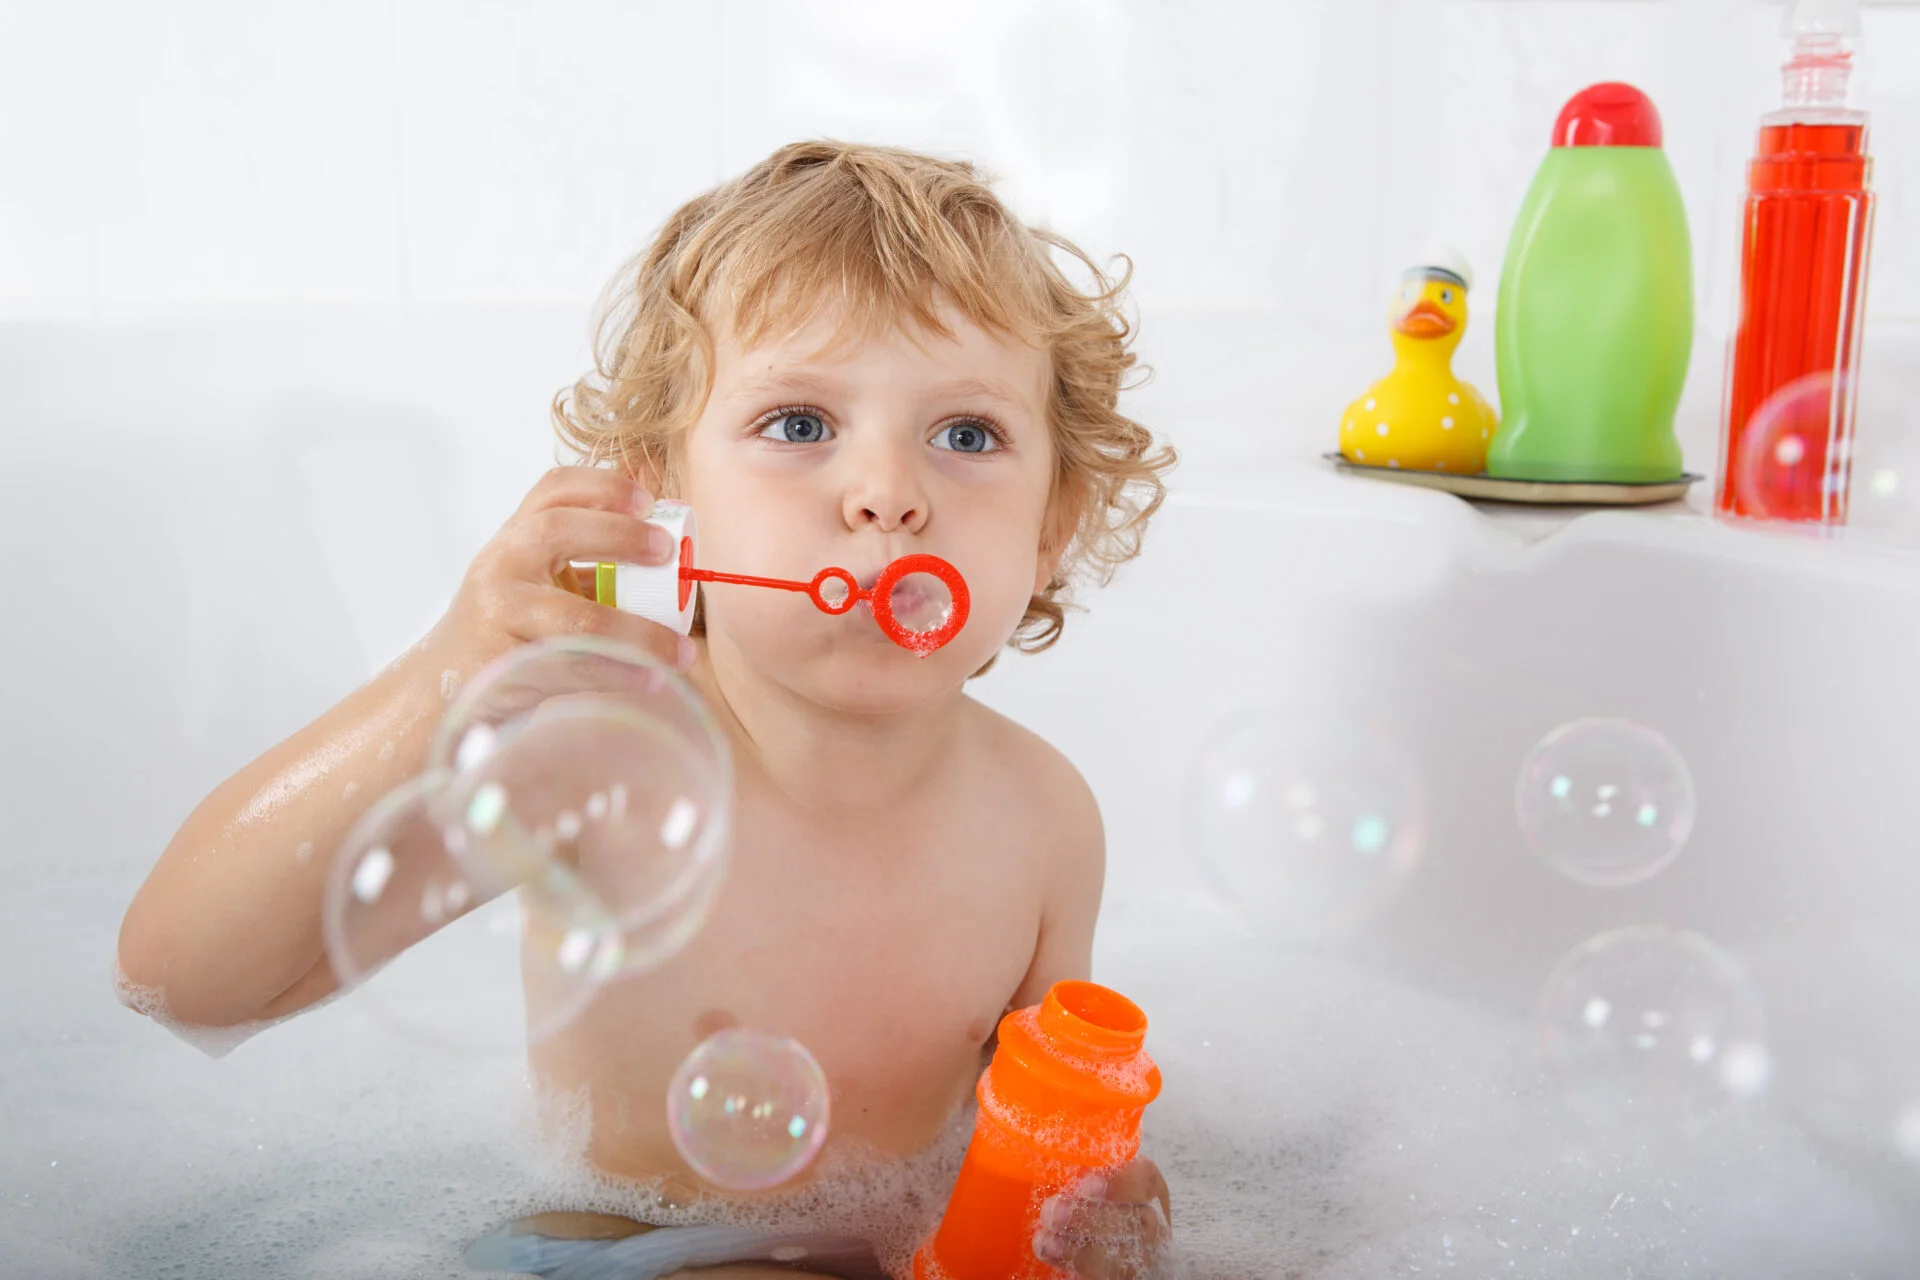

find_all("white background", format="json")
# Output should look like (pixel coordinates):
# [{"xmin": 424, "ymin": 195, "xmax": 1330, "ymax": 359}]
[
  {"xmin": 5, "ymin": 0, "xmax": 1917, "ymax": 507},
  {"xmin": 5, "ymin": 0, "xmax": 1918, "ymax": 320}
]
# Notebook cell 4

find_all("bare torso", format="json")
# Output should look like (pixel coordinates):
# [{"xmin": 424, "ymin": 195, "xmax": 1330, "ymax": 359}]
[{"xmin": 530, "ymin": 692, "xmax": 1088, "ymax": 1188}]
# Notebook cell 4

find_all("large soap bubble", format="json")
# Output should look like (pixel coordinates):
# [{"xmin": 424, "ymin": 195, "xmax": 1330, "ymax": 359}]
[
  {"xmin": 1187, "ymin": 706, "xmax": 1425, "ymax": 941},
  {"xmin": 1731, "ymin": 371, "xmax": 1852, "ymax": 524},
  {"xmin": 1515, "ymin": 718, "xmax": 1696, "ymax": 888},
  {"xmin": 321, "ymin": 769, "xmax": 624, "ymax": 1052},
  {"xmin": 1538, "ymin": 925, "xmax": 1769, "ymax": 1117},
  {"xmin": 1729, "ymin": 368, "xmax": 1920, "ymax": 540},
  {"xmin": 431, "ymin": 637, "xmax": 732, "ymax": 973},
  {"xmin": 667, "ymin": 1028, "xmax": 832, "ymax": 1191}
]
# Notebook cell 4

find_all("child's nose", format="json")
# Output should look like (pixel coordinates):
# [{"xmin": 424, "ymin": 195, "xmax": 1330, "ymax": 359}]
[{"xmin": 842, "ymin": 450, "xmax": 929, "ymax": 535}]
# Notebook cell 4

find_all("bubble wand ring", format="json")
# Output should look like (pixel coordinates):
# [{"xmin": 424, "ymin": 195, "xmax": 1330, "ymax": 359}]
[{"xmin": 864, "ymin": 554, "xmax": 969, "ymax": 654}]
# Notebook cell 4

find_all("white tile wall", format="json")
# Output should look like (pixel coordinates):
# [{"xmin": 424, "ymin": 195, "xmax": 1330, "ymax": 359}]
[{"xmin": 2, "ymin": 0, "xmax": 1916, "ymax": 457}]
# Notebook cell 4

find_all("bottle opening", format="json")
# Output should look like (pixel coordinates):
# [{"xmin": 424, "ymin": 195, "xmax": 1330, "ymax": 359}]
[{"xmin": 1040, "ymin": 980, "xmax": 1148, "ymax": 1059}]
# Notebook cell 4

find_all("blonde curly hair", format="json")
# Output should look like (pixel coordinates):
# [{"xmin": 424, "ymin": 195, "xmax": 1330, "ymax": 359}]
[{"xmin": 553, "ymin": 139, "xmax": 1174, "ymax": 653}]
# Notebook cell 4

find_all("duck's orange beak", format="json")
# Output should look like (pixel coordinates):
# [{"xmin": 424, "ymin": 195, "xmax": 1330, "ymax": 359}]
[{"xmin": 1393, "ymin": 300, "xmax": 1457, "ymax": 339}]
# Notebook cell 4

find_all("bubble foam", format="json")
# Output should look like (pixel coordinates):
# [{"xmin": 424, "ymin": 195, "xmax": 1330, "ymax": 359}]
[
  {"xmin": 29, "ymin": 896, "xmax": 1916, "ymax": 1278},
  {"xmin": 111, "ymin": 956, "xmax": 284, "ymax": 1060}
]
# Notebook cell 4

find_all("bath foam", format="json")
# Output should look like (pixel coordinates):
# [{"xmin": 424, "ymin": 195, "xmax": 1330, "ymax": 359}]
[
  {"xmin": 76, "ymin": 956, "xmax": 1916, "ymax": 1279},
  {"xmin": 516, "ymin": 1083, "xmax": 970, "ymax": 1278},
  {"xmin": 91, "ymin": 939, "xmax": 965, "ymax": 1277},
  {"xmin": 1094, "ymin": 928, "xmax": 1920, "ymax": 1278},
  {"xmin": 110, "ymin": 956, "xmax": 297, "ymax": 1060},
  {"xmin": 21, "ymin": 884, "xmax": 1916, "ymax": 1279}
]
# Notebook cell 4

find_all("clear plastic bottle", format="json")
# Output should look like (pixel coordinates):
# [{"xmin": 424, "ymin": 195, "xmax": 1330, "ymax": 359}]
[{"xmin": 1717, "ymin": 0, "xmax": 1877, "ymax": 523}]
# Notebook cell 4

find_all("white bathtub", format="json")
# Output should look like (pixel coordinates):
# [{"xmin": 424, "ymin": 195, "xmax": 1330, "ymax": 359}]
[{"xmin": 5, "ymin": 311, "xmax": 1920, "ymax": 1277}]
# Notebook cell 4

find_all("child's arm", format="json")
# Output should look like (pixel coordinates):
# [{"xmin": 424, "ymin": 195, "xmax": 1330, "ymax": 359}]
[
  {"xmin": 1005, "ymin": 750, "xmax": 1104, "ymax": 1010},
  {"xmin": 116, "ymin": 467, "xmax": 686, "ymax": 1031}
]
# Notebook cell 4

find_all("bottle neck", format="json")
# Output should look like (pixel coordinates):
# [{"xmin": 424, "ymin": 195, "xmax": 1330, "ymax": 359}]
[
  {"xmin": 1764, "ymin": 34, "xmax": 1867, "ymax": 137},
  {"xmin": 1783, "ymin": 33, "xmax": 1851, "ymax": 106}
]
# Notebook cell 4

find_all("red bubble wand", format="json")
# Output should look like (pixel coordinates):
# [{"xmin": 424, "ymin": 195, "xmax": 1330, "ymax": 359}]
[{"xmin": 595, "ymin": 503, "xmax": 970, "ymax": 658}]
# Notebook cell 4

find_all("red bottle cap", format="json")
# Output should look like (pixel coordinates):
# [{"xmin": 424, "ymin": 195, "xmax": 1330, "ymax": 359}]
[{"xmin": 1552, "ymin": 82, "xmax": 1663, "ymax": 148}]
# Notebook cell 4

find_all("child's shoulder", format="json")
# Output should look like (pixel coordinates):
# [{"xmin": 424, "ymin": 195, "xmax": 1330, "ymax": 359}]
[{"xmin": 961, "ymin": 697, "xmax": 1103, "ymax": 852}]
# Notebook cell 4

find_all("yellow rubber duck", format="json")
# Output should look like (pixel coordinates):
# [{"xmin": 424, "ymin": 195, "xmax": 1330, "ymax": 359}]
[{"xmin": 1340, "ymin": 248, "xmax": 1498, "ymax": 473}]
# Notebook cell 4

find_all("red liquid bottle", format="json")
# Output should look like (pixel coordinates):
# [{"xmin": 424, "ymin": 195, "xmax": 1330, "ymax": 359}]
[{"xmin": 1717, "ymin": 0, "xmax": 1877, "ymax": 524}]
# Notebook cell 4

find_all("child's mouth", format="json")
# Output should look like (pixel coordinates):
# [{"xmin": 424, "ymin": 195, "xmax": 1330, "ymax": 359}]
[{"xmin": 827, "ymin": 558, "xmax": 964, "ymax": 653}]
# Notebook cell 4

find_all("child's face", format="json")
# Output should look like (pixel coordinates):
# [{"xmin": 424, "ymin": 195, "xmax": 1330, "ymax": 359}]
[{"xmin": 679, "ymin": 301, "xmax": 1058, "ymax": 714}]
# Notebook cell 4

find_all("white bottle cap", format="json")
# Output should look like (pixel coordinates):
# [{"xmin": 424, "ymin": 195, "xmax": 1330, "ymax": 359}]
[{"xmin": 599, "ymin": 500, "xmax": 698, "ymax": 635}]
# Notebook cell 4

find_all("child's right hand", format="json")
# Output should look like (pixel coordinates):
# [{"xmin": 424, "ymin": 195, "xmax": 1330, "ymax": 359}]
[
  {"xmin": 1034, "ymin": 1159, "xmax": 1174, "ymax": 1280},
  {"xmin": 427, "ymin": 466, "xmax": 692, "ymax": 685}
]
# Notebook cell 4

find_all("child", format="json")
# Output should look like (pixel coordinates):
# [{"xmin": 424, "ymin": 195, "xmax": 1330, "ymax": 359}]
[{"xmin": 118, "ymin": 140, "xmax": 1177, "ymax": 1279}]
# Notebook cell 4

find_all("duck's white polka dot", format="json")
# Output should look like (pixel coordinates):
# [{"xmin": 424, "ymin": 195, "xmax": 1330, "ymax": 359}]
[
  {"xmin": 1376, "ymin": 422, "xmax": 1390, "ymax": 437},
  {"xmin": 1448, "ymin": 392, "xmax": 1461, "ymax": 405},
  {"xmin": 1355, "ymin": 449, "xmax": 1366, "ymax": 461},
  {"xmin": 1387, "ymin": 459, "xmax": 1401, "ymax": 469},
  {"xmin": 1436, "ymin": 461, "xmax": 1447, "ymax": 470},
  {"xmin": 1364, "ymin": 398, "xmax": 1376, "ymax": 411},
  {"xmin": 1441, "ymin": 416, "xmax": 1454, "ymax": 429},
  {"xmin": 1482, "ymin": 428, "xmax": 1490, "ymax": 439}
]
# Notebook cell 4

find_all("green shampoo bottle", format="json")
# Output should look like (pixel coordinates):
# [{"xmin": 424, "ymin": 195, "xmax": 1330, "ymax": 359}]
[{"xmin": 1488, "ymin": 82, "xmax": 1693, "ymax": 483}]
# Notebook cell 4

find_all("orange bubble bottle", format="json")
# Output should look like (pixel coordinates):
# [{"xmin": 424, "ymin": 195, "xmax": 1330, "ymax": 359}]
[{"xmin": 913, "ymin": 980, "xmax": 1161, "ymax": 1280}]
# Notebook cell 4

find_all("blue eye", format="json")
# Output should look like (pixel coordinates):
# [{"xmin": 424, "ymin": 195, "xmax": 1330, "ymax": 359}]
[
  {"xmin": 933, "ymin": 421, "xmax": 998, "ymax": 454},
  {"xmin": 760, "ymin": 412, "xmax": 830, "ymax": 443}
]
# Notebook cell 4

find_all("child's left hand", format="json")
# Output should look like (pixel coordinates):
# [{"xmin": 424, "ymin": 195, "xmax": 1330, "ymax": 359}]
[{"xmin": 1032, "ymin": 1158, "xmax": 1173, "ymax": 1279}]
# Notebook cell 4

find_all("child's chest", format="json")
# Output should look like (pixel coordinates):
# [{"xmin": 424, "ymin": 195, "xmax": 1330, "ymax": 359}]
[{"xmin": 531, "ymin": 770, "xmax": 1047, "ymax": 1179}]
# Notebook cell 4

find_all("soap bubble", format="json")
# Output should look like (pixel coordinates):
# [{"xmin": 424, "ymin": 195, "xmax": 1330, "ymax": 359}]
[
  {"xmin": 886, "ymin": 572, "xmax": 953, "ymax": 636},
  {"xmin": 1730, "ymin": 368, "xmax": 1920, "ymax": 540},
  {"xmin": 1515, "ymin": 719, "xmax": 1696, "ymax": 887},
  {"xmin": 1731, "ymin": 371, "xmax": 1852, "ymax": 523},
  {"xmin": 667, "ymin": 1028, "xmax": 832, "ymax": 1191},
  {"xmin": 433, "ymin": 636, "xmax": 724, "ymax": 782},
  {"xmin": 1187, "ymin": 707, "xmax": 1425, "ymax": 940},
  {"xmin": 1538, "ymin": 925, "xmax": 1768, "ymax": 1116},
  {"xmin": 322, "ymin": 769, "xmax": 625, "ymax": 1052},
  {"xmin": 431, "ymin": 637, "xmax": 732, "ymax": 972},
  {"xmin": 447, "ymin": 700, "xmax": 729, "ymax": 974}
]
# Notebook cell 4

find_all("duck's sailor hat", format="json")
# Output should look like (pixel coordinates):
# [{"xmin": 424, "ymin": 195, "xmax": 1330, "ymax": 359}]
[{"xmin": 1400, "ymin": 244, "xmax": 1473, "ymax": 291}]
